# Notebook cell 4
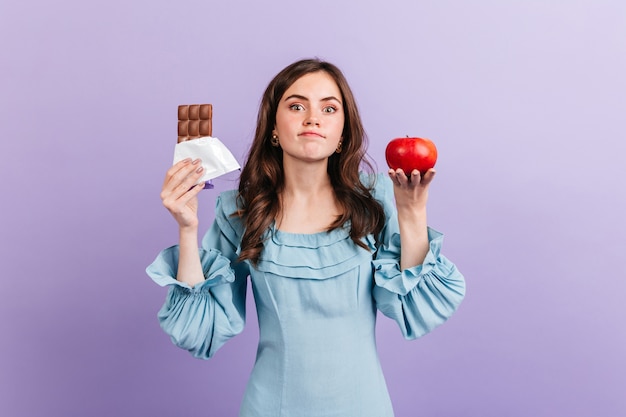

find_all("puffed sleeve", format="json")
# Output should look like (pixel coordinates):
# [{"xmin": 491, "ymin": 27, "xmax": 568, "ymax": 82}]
[
  {"xmin": 146, "ymin": 190, "xmax": 250, "ymax": 359},
  {"xmin": 369, "ymin": 173, "xmax": 466, "ymax": 339}
]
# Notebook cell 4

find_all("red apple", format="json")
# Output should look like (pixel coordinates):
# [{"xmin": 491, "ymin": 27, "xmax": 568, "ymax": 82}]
[{"xmin": 385, "ymin": 136, "xmax": 437, "ymax": 175}]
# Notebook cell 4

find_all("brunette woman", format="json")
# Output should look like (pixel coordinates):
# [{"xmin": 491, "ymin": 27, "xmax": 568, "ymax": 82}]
[{"xmin": 147, "ymin": 58, "xmax": 465, "ymax": 417}]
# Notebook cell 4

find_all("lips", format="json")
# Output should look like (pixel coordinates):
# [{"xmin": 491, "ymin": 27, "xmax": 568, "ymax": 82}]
[{"xmin": 299, "ymin": 131, "xmax": 324, "ymax": 138}]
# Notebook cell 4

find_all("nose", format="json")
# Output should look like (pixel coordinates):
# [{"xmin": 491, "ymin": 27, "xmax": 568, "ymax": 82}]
[{"xmin": 304, "ymin": 112, "xmax": 320, "ymax": 126}]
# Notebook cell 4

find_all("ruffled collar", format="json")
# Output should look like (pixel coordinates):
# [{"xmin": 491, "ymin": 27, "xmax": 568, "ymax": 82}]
[{"xmin": 255, "ymin": 222, "xmax": 375, "ymax": 279}]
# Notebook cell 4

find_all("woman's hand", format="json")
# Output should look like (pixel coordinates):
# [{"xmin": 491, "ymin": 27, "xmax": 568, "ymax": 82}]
[
  {"xmin": 160, "ymin": 158, "xmax": 205, "ymax": 230},
  {"xmin": 388, "ymin": 168, "xmax": 436, "ymax": 212},
  {"xmin": 388, "ymin": 168, "xmax": 436, "ymax": 270}
]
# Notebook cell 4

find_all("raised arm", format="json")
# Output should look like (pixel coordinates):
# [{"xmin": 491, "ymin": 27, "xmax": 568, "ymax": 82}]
[
  {"xmin": 387, "ymin": 168, "xmax": 436, "ymax": 270},
  {"xmin": 146, "ymin": 159, "xmax": 247, "ymax": 359},
  {"xmin": 160, "ymin": 157, "xmax": 206, "ymax": 287},
  {"xmin": 372, "ymin": 171, "xmax": 466, "ymax": 339}
]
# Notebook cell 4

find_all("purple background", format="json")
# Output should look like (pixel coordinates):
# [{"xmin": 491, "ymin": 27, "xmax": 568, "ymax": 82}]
[{"xmin": 2, "ymin": 1, "xmax": 625, "ymax": 416}]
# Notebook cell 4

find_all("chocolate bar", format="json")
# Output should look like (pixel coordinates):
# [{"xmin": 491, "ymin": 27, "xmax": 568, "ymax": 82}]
[{"xmin": 178, "ymin": 104, "xmax": 212, "ymax": 143}]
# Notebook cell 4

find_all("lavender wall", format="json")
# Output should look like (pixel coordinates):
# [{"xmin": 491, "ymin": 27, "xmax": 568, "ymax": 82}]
[{"xmin": 2, "ymin": 1, "xmax": 625, "ymax": 416}]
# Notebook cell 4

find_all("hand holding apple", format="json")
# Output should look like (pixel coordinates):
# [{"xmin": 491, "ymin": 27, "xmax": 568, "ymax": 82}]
[{"xmin": 385, "ymin": 136, "xmax": 437, "ymax": 177}]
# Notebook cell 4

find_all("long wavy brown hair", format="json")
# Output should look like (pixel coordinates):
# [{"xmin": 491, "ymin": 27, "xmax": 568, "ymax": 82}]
[{"xmin": 236, "ymin": 58, "xmax": 385, "ymax": 265}]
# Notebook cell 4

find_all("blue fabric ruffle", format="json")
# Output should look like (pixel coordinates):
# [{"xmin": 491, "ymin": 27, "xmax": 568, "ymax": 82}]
[
  {"xmin": 145, "ymin": 245, "xmax": 244, "ymax": 359},
  {"xmin": 211, "ymin": 189, "xmax": 244, "ymax": 253},
  {"xmin": 372, "ymin": 228, "xmax": 443, "ymax": 296},
  {"xmin": 146, "ymin": 245, "xmax": 235, "ymax": 291},
  {"xmin": 255, "ymin": 223, "xmax": 372, "ymax": 279}
]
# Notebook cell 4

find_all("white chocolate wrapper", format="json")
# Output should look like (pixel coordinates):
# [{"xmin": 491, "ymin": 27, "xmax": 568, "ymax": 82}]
[{"xmin": 173, "ymin": 136, "xmax": 241, "ymax": 183}]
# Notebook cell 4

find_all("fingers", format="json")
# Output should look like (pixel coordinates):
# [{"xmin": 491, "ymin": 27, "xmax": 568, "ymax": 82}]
[
  {"xmin": 420, "ymin": 168, "xmax": 436, "ymax": 187},
  {"xmin": 388, "ymin": 168, "xmax": 403, "ymax": 186},
  {"xmin": 176, "ymin": 181, "xmax": 205, "ymax": 209},
  {"xmin": 163, "ymin": 158, "xmax": 192, "ymax": 189},
  {"xmin": 161, "ymin": 158, "xmax": 204, "ymax": 200},
  {"xmin": 387, "ymin": 168, "xmax": 436, "ymax": 187},
  {"xmin": 161, "ymin": 159, "xmax": 204, "ymax": 215}
]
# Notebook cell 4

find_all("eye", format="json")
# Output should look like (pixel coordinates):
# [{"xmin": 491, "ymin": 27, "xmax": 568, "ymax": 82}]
[
  {"xmin": 289, "ymin": 103, "xmax": 304, "ymax": 111},
  {"xmin": 323, "ymin": 106, "xmax": 337, "ymax": 113}
]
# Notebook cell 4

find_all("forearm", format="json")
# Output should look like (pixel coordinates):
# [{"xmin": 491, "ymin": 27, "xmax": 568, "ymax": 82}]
[
  {"xmin": 176, "ymin": 226, "xmax": 206, "ymax": 287},
  {"xmin": 397, "ymin": 207, "xmax": 430, "ymax": 270}
]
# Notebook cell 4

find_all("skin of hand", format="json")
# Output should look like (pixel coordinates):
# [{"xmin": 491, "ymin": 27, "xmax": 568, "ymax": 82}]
[
  {"xmin": 161, "ymin": 158, "xmax": 205, "ymax": 230},
  {"xmin": 160, "ymin": 158, "xmax": 206, "ymax": 287},
  {"xmin": 388, "ymin": 168, "xmax": 436, "ymax": 270},
  {"xmin": 388, "ymin": 168, "xmax": 435, "ymax": 210}
]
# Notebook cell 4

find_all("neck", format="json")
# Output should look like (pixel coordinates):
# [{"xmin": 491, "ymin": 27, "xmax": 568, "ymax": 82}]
[
  {"xmin": 281, "ymin": 158, "xmax": 332, "ymax": 197},
  {"xmin": 275, "ymin": 159, "xmax": 341, "ymax": 233}
]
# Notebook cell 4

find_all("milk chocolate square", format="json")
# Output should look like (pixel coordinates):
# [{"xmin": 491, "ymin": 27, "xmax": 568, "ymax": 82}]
[{"xmin": 178, "ymin": 104, "xmax": 212, "ymax": 142}]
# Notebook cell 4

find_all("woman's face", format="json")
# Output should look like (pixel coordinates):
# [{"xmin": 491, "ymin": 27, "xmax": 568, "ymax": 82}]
[{"xmin": 273, "ymin": 71, "xmax": 345, "ymax": 166}]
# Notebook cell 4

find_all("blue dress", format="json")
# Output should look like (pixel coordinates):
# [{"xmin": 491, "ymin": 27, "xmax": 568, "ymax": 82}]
[{"xmin": 146, "ymin": 173, "xmax": 466, "ymax": 417}]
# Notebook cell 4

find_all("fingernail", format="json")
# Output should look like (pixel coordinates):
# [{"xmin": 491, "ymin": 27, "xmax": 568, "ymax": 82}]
[
  {"xmin": 192, "ymin": 158, "xmax": 201, "ymax": 165},
  {"xmin": 196, "ymin": 166, "xmax": 204, "ymax": 173}
]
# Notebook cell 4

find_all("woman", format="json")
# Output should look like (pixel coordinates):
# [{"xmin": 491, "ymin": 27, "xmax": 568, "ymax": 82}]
[{"xmin": 147, "ymin": 58, "xmax": 466, "ymax": 416}]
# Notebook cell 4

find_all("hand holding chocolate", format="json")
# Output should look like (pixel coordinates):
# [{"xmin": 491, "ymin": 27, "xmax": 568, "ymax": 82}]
[{"xmin": 173, "ymin": 104, "xmax": 240, "ymax": 187}]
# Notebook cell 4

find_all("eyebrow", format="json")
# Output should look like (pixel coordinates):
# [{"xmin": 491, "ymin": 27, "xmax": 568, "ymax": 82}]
[{"xmin": 283, "ymin": 94, "xmax": 342, "ymax": 104}]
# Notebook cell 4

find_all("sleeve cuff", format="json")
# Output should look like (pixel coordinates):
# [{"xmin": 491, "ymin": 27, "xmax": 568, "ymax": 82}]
[
  {"xmin": 146, "ymin": 245, "xmax": 235, "ymax": 292},
  {"xmin": 373, "ymin": 228, "xmax": 444, "ymax": 296}
]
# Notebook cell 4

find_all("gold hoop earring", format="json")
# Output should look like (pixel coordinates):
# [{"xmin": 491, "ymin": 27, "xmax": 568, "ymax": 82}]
[
  {"xmin": 271, "ymin": 134, "xmax": 280, "ymax": 147},
  {"xmin": 335, "ymin": 140, "xmax": 343, "ymax": 153}
]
